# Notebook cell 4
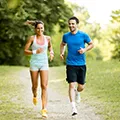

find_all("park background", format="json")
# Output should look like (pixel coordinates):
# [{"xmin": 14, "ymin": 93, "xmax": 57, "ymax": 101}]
[{"xmin": 0, "ymin": 0, "xmax": 120, "ymax": 120}]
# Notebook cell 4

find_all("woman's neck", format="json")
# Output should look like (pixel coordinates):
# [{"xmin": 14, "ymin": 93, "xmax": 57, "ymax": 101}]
[{"xmin": 36, "ymin": 34, "xmax": 44, "ymax": 45}]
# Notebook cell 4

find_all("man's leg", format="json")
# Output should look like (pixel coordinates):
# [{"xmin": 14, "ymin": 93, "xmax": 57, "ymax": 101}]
[
  {"xmin": 75, "ymin": 84, "xmax": 85, "ymax": 103},
  {"xmin": 69, "ymin": 82, "xmax": 78, "ymax": 116},
  {"xmin": 76, "ymin": 65, "xmax": 86, "ymax": 103}
]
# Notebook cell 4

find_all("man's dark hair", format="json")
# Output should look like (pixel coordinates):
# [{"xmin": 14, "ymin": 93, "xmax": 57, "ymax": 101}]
[{"xmin": 68, "ymin": 16, "xmax": 79, "ymax": 24}]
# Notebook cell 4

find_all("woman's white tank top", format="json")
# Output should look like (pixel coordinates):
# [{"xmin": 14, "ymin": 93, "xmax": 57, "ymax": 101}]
[{"xmin": 30, "ymin": 35, "xmax": 48, "ymax": 65}]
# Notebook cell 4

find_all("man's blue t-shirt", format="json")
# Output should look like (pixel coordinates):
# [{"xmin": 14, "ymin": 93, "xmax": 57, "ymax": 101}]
[{"xmin": 62, "ymin": 30, "xmax": 91, "ymax": 66}]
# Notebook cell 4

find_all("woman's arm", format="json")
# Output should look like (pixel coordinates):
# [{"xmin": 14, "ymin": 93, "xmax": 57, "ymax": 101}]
[
  {"xmin": 24, "ymin": 36, "xmax": 34, "ymax": 55},
  {"xmin": 46, "ymin": 36, "xmax": 54, "ymax": 61}
]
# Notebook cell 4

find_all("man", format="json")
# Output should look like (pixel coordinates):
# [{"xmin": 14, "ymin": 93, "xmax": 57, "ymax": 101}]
[{"xmin": 60, "ymin": 16, "xmax": 94, "ymax": 116}]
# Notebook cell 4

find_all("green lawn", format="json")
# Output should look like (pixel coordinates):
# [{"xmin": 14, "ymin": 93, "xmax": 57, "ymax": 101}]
[
  {"xmin": 85, "ymin": 60, "xmax": 120, "ymax": 120},
  {"xmin": 0, "ymin": 66, "xmax": 42, "ymax": 120},
  {"xmin": 49, "ymin": 60, "xmax": 120, "ymax": 120},
  {"xmin": 0, "ymin": 66, "xmax": 25, "ymax": 120},
  {"xmin": 0, "ymin": 60, "xmax": 120, "ymax": 120}
]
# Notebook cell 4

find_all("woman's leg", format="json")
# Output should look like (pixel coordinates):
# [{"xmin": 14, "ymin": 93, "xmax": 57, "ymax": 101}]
[
  {"xmin": 30, "ymin": 70, "xmax": 39, "ymax": 98},
  {"xmin": 40, "ymin": 70, "xmax": 48, "ymax": 110}
]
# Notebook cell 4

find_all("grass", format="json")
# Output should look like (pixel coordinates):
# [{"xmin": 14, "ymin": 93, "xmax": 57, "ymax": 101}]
[
  {"xmin": 49, "ymin": 60, "xmax": 120, "ymax": 120},
  {"xmin": 84, "ymin": 60, "xmax": 120, "ymax": 120},
  {"xmin": 0, "ymin": 60, "xmax": 120, "ymax": 120},
  {"xmin": 0, "ymin": 66, "xmax": 41, "ymax": 120},
  {"xmin": 0, "ymin": 66, "xmax": 23, "ymax": 120}
]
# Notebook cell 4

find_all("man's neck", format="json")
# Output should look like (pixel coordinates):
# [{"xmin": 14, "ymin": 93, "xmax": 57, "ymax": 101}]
[{"xmin": 71, "ymin": 29, "xmax": 78, "ymax": 34}]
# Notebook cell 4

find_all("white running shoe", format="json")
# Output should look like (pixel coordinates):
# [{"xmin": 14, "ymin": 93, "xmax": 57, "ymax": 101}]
[
  {"xmin": 75, "ymin": 91, "xmax": 81, "ymax": 103},
  {"xmin": 72, "ymin": 107, "xmax": 78, "ymax": 116}
]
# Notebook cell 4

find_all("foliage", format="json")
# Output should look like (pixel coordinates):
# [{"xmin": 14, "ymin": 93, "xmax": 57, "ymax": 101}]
[
  {"xmin": 0, "ymin": 0, "xmax": 73, "ymax": 65},
  {"xmin": 50, "ymin": 4, "xmax": 104, "ymax": 66},
  {"xmin": 71, "ymin": 4, "xmax": 103, "ymax": 60},
  {"xmin": 110, "ymin": 10, "xmax": 120, "ymax": 59},
  {"xmin": 49, "ymin": 25, "xmax": 67, "ymax": 66}
]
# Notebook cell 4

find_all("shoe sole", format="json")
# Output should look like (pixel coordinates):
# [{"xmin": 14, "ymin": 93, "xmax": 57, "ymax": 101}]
[
  {"xmin": 42, "ymin": 116, "xmax": 47, "ymax": 119},
  {"xmin": 72, "ymin": 113, "xmax": 77, "ymax": 119}
]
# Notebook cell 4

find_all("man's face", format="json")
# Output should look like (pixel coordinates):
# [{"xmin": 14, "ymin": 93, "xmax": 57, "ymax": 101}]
[{"xmin": 68, "ymin": 19, "xmax": 77, "ymax": 32}]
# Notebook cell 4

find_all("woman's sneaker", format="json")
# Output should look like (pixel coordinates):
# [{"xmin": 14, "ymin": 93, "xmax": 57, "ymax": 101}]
[
  {"xmin": 33, "ymin": 97, "xmax": 37, "ymax": 105},
  {"xmin": 41, "ymin": 109, "xmax": 48, "ymax": 118}
]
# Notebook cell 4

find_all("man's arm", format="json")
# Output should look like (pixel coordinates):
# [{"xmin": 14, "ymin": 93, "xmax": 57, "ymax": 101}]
[
  {"xmin": 60, "ymin": 41, "xmax": 66, "ymax": 60},
  {"xmin": 78, "ymin": 40, "xmax": 94, "ymax": 54},
  {"xmin": 85, "ymin": 40, "xmax": 94, "ymax": 51}
]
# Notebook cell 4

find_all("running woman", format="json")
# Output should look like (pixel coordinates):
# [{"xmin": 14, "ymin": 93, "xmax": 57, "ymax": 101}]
[{"xmin": 24, "ymin": 20, "xmax": 54, "ymax": 118}]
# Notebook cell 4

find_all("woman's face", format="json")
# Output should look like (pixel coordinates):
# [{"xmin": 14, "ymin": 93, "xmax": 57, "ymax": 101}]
[{"xmin": 35, "ymin": 23, "xmax": 44, "ymax": 35}]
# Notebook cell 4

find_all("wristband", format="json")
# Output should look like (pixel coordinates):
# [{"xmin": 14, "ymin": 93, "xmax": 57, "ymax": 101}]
[{"xmin": 32, "ymin": 50, "xmax": 36, "ymax": 54}]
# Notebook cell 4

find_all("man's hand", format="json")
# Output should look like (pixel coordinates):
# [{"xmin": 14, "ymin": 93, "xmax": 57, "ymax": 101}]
[
  {"xmin": 78, "ymin": 47, "xmax": 86, "ymax": 54},
  {"xmin": 60, "ymin": 54, "xmax": 64, "ymax": 60}
]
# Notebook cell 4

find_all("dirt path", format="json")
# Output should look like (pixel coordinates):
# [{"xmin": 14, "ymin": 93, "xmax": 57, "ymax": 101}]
[{"xmin": 19, "ymin": 68, "xmax": 102, "ymax": 120}]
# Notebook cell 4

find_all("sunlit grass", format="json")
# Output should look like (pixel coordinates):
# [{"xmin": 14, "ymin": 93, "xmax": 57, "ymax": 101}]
[
  {"xmin": 84, "ymin": 60, "xmax": 120, "ymax": 120},
  {"xmin": 49, "ymin": 60, "xmax": 120, "ymax": 120},
  {"xmin": 0, "ymin": 66, "xmax": 38, "ymax": 120},
  {"xmin": 0, "ymin": 60, "xmax": 120, "ymax": 120}
]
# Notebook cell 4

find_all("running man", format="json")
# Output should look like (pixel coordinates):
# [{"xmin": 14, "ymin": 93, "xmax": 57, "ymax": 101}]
[{"xmin": 60, "ymin": 16, "xmax": 94, "ymax": 116}]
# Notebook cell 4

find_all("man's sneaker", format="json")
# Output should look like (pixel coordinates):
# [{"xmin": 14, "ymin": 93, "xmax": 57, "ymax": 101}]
[
  {"xmin": 72, "ymin": 107, "xmax": 78, "ymax": 116},
  {"xmin": 41, "ymin": 109, "xmax": 48, "ymax": 118},
  {"xmin": 33, "ymin": 97, "xmax": 37, "ymax": 105},
  {"xmin": 75, "ymin": 91, "xmax": 81, "ymax": 103}
]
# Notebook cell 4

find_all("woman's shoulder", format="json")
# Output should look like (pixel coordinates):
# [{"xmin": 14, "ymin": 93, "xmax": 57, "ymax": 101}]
[
  {"xmin": 44, "ymin": 35, "xmax": 51, "ymax": 39},
  {"xmin": 27, "ymin": 35, "xmax": 35, "ymax": 42},
  {"xmin": 44, "ymin": 35, "xmax": 51, "ymax": 42},
  {"xmin": 30, "ymin": 35, "xmax": 36, "ymax": 39}
]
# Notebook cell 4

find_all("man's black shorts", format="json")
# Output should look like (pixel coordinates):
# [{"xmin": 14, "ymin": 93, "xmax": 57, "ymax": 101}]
[{"xmin": 66, "ymin": 65, "xmax": 86, "ymax": 84}]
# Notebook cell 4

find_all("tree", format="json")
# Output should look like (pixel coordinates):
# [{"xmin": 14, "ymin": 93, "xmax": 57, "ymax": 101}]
[
  {"xmin": 110, "ymin": 10, "xmax": 120, "ymax": 59},
  {"xmin": 70, "ymin": 3, "xmax": 103, "ymax": 60},
  {"xmin": 0, "ymin": 0, "xmax": 73, "ymax": 65}
]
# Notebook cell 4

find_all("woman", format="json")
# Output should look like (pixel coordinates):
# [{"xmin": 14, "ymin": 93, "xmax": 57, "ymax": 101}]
[{"xmin": 24, "ymin": 20, "xmax": 54, "ymax": 118}]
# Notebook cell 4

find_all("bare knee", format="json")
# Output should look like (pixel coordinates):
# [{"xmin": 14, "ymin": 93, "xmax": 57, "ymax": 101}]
[
  {"xmin": 69, "ymin": 83, "xmax": 75, "ymax": 89},
  {"xmin": 32, "ymin": 85, "xmax": 37, "ymax": 91},
  {"xmin": 41, "ymin": 84, "xmax": 47, "ymax": 91},
  {"xmin": 77, "ymin": 84, "xmax": 85, "ymax": 92}
]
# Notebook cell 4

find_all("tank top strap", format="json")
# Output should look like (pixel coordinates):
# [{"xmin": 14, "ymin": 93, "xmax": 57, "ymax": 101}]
[
  {"xmin": 43, "ymin": 35, "xmax": 48, "ymax": 45},
  {"xmin": 33, "ymin": 35, "xmax": 48, "ymax": 46},
  {"xmin": 33, "ymin": 35, "xmax": 36, "ymax": 44}
]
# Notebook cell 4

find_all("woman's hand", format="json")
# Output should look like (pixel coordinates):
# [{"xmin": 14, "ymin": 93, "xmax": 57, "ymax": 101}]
[
  {"xmin": 50, "ymin": 54, "xmax": 54, "ymax": 61},
  {"xmin": 36, "ymin": 48, "xmax": 44, "ymax": 54}
]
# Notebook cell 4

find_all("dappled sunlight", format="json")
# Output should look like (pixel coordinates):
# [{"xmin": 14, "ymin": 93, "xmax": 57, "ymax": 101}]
[{"xmin": 7, "ymin": 0, "xmax": 21, "ymax": 9}]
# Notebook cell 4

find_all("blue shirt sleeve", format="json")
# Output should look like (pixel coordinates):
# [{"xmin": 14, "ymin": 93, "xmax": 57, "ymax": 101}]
[
  {"xmin": 84, "ymin": 33, "xmax": 91, "ymax": 43},
  {"xmin": 62, "ymin": 34, "xmax": 66, "ymax": 43}
]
